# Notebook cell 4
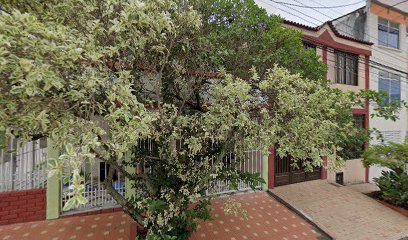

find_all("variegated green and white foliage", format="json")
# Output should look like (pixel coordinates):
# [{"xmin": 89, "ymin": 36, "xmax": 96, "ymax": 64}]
[{"xmin": 0, "ymin": 0, "xmax": 397, "ymax": 238}]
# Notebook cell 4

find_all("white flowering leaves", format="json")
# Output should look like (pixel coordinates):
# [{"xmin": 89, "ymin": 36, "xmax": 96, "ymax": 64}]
[
  {"xmin": 0, "ymin": 0, "xmax": 364, "ymax": 238},
  {"xmin": 256, "ymin": 66, "xmax": 357, "ymax": 171}
]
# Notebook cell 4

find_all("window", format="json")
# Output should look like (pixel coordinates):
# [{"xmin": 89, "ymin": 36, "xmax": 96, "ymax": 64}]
[
  {"xmin": 378, "ymin": 71, "xmax": 401, "ymax": 105},
  {"xmin": 378, "ymin": 17, "xmax": 399, "ymax": 49},
  {"xmin": 353, "ymin": 114, "xmax": 365, "ymax": 129},
  {"xmin": 303, "ymin": 41, "xmax": 316, "ymax": 51},
  {"xmin": 334, "ymin": 50, "xmax": 358, "ymax": 85},
  {"xmin": 351, "ymin": 114, "xmax": 366, "ymax": 159},
  {"xmin": 338, "ymin": 114, "xmax": 367, "ymax": 160}
]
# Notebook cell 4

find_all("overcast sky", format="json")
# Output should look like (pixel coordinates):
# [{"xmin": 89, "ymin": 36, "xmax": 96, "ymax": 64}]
[{"xmin": 255, "ymin": 0, "xmax": 366, "ymax": 27}]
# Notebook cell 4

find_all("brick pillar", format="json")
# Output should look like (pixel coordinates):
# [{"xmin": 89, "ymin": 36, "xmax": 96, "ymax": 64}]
[
  {"xmin": 268, "ymin": 146, "xmax": 275, "ymax": 189},
  {"xmin": 321, "ymin": 156, "xmax": 328, "ymax": 180}
]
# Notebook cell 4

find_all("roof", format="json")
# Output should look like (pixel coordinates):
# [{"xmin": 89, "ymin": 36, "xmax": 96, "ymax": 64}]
[{"xmin": 283, "ymin": 19, "xmax": 373, "ymax": 45}]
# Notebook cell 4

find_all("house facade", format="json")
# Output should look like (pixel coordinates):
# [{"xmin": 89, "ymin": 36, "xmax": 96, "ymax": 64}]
[
  {"xmin": 269, "ymin": 20, "xmax": 372, "ymax": 188},
  {"xmin": 332, "ymin": 0, "xmax": 408, "ymax": 181},
  {"xmin": 0, "ymin": 138, "xmax": 265, "ymax": 225}
]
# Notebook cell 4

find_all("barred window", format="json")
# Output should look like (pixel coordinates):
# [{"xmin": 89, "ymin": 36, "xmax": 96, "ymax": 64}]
[{"xmin": 335, "ymin": 50, "xmax": 358, "ymax": 86}]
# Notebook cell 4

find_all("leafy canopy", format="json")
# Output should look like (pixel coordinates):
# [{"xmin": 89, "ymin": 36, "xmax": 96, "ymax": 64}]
[
  {"xmin": 0, "ymin": 0, "xmax": 400, "ymax": 238},
  {"xmin": 363, "ymin": 140, "xmax": 408, "ymax": 174}
]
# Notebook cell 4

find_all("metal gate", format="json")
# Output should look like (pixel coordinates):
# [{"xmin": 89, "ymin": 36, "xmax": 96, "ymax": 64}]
[
  {"xmin": 61, "ymin": 143, "xmax": 263, "ymax": 213},
  {"xmin": 61, "ymin": 159, "xmax": 126, "ymax": 214},
  {"xmin": 208, "ymin": 149, "xmax": 263, "ymax": 195},
  {"xmin": 0, "ymin": 138, "xmax": 48, "ymax": 192},
  {"xmin": 274, "ymin": 154, "xmax": 321, "ymax": 187}
]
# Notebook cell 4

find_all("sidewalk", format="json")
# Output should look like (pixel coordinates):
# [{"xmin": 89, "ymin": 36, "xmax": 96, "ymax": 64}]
[
  {"xmin": 0, "ymin": 191, "xmax": 326, "ymax": 240},
  {"xmin": 271, "ymin": 180, "xmax": 408, "ymax": 240},
  {"xmin": 0, "ymin": 211, "xmax": 135, "ymax": 240}
]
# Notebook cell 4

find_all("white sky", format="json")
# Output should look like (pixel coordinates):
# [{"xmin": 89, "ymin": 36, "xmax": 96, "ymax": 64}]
[{"xmin": 255, "ymin": 0, "xmax": 367, "ymax": 27}]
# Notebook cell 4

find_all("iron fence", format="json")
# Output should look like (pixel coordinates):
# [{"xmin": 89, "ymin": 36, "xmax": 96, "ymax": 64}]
[
  {"xmin": 0, "ymin": 138, "xmax": 48, "ymax": 192},
  {"xmin": 60, "ymin": 145, "xmax": 263, "ymax": 214},
  {"xmin": 61, "ymin": 158, "xmax": 127, "ymax": 212},
  {"xmin": 207, "ymin": 149, "xmax": 263, "ymax": 195}
]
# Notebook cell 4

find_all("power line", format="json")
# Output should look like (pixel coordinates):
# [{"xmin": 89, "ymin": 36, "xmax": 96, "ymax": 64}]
[
  {"xmin": 274, "ymin": 0, "xmax": 408, "ymax": 67},
  {"xmin": 306, "ymin": 0, "xmax": 408, "ymax": 63},
  {"xmin": 390, "ymin": 0, "xmax": 408, "ymax": 8},
  {"xmin": 271, "ymin": 0, "xmax": 365, "ymax": 9},
  {"xmin": 270, "ymin": 0, "xmax": 408, "ymax": 70},
  {"xmin": 274, "ymin": 3, "xmax": 321, "ymax": 25},
  {"xmin": 260, "ymin": 0, "xmax": 408, "ymax": 89}
]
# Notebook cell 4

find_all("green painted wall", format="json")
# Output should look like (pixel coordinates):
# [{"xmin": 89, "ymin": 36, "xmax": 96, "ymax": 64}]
[
  {"xmin": 262, "ymin": 152, "xmax": 269, "ymax": 191},
  {"xmin": 46, "ymin": 138, "xmax": 61, "ymax": 220}
]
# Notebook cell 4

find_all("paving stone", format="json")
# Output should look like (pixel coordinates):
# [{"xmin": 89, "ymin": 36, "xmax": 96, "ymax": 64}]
[
  {"xmin": 0, "ymin": 211, "xmax": 134, "ymax": 240},
  {"xmin": 191, "ymin": 192, "xmax": 323, "ymax": 240},
  {"xmin": 272, "ymin": 180, "xmax": 408, "ymax": 240}
]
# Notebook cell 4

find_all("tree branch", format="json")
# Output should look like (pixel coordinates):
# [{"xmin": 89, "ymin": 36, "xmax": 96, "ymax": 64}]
[{"xmin": 103, "ymin": 164, "xmax": 146, "ymax": 230}]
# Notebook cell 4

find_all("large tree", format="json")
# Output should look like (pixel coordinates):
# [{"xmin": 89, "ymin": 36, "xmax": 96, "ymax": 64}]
[{"xmin": 0, "ymin": 0, "xmax": 400, "ymax": 238}]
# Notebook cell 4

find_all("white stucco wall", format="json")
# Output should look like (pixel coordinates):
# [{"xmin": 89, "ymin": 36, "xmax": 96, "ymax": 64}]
[
  {"xmin": 365, "ymin": 7, "xmax": 408, "ymax": 181},
  {"xmin": 328, "ymin": 158, "xmax": 367, "ymax": 184}
]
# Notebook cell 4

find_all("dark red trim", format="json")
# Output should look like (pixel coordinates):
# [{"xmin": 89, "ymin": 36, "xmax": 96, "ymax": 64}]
[
  {"xmin": 351, "ymin": 108, "xmax": 368, "ymax": 115},
  {"xmin": 321, "ymin": 156, "xmax": 328, "ymax": 180},
  {"xmin": 268, "ymin": 145, "xmax": 275, "ymax": 189},
  {"xmin": 365, "ymin": 56, "xmax": 370, "ymax": 90},
  {"xmin": 365, "ymin": 167, "xmax": 369, "ymax": 183},
  {"xmin": 364, "ymin": 55, "xmax": 370, "ymax": 182},
  {"xmin": 304, "ymin": 31, "xmax": 372, "ymax": 56},
  {"xmin": 130, "ymin": 221, "xmax": 138, "ymax": 240}
]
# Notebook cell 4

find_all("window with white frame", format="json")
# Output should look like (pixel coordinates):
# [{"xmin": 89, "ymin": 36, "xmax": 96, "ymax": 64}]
[
  {"xmin": 334, "ymin": 50, "xmax": 358, "ymax": 86},
  {"xmin": 378, "ymin": 17, "xmax": 399, "ymax": 49},
  {"xmin": 378, "ymin": 71, "xmax": 401, "ymax": 105}
]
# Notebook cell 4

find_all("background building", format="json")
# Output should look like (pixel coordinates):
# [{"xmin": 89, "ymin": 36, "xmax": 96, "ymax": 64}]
[
  {"xmin": 270, "ymin": 20, "xmax": 372, "ymax": 187},
  {"xmin": 333, "ymin": 0, "xmax": 408, "ymax": 181}
]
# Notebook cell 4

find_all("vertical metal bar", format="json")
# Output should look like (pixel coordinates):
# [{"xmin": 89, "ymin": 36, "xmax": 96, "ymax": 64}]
[
  {"xmin": 23, "ymin": 141, "xmax": 27, "ymax": 190},
  {"xmin": 10, "ymin": 138, "xmax": 15, "ymax": 191},
  {"xmin": 31, "ymin": 141, "xmax": 35, "ymax": 189},
  {"xmin": 90, "ymin": 161, "xmax": 94, "ymax": 207},
  {"xmin": 104, "ymin": 162, "xmax": 107, "ymax": 205}
]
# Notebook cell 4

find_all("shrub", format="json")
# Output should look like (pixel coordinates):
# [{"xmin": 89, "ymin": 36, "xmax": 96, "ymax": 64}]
[{"xmin": 374, "ymin": 171, "xmax": 408, "ymax": 208}]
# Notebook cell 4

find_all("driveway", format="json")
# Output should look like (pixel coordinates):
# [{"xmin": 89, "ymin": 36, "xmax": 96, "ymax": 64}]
[{"xmin": 271, "ymin": 180, "xmax": 408, "ymax": 240}]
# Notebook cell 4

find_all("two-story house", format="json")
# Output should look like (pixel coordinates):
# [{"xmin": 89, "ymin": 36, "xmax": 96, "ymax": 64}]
[
  {"xmin": 332, "ymin": 0, "xmax": 408, "ymax": 181},
  {"xmin": 268, "ymin": 20, "xmax": 372, "ymax": 188}
]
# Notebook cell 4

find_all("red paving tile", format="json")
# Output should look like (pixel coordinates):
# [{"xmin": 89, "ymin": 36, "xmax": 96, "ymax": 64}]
[
  {"xmin": 191, "ymin": 192, "xmax": 323, "ymax": 240},
  {"xmin": 0, "ymin": 211, "xmax": 135, "ymax": 240},
  {"xmin": 0, "ymin": 192, "xmax": 324, "ymax": 240}
]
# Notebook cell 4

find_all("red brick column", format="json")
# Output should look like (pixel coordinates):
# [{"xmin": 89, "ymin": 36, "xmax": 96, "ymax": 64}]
[
  {"xmin": 321, "ymin": 156, "xmax": 328, "ymax": 180},
  {"xmin": 0, "ymin": 189, "xmax": 46, "ymax": 225}
]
